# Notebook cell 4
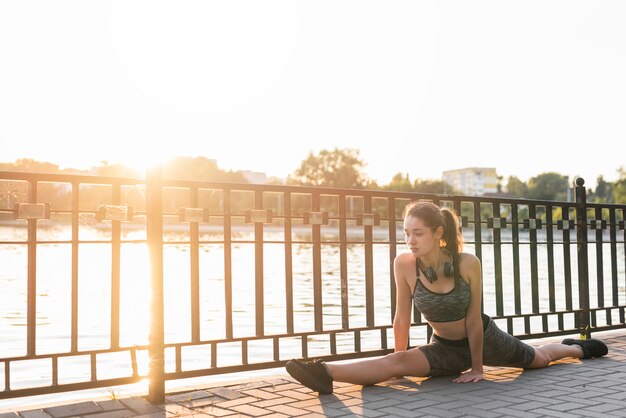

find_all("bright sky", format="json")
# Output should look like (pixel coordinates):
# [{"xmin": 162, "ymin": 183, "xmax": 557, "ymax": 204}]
[{"xmin": 1, "ymin": 1, "xmax": 625, "ymax": 187}]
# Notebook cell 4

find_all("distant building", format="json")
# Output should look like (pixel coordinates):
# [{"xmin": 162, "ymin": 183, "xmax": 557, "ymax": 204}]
[{"xmin": 442, "ymin": 167, "xmax": 498, "ymax": 196}]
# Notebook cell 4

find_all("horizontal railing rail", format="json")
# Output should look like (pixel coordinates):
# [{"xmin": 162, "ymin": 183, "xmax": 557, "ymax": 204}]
[{"xmin": 1, "ymin": 171, "xmax": 624, "ymax": 402}]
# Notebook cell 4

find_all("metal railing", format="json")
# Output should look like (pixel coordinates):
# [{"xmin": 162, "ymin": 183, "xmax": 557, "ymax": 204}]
[{"xmin": 1, "ymin": 171, "xmax": 625, "ymax": 403}]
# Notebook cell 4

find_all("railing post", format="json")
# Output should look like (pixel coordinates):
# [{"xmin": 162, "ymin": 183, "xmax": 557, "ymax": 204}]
[
  {"xmin": 574, "ymin": 177, "xmax": 591, "ymax": 339},
  {"xmin": 147, "ymin": 166, "xmax": 165, "ymax": 404}
]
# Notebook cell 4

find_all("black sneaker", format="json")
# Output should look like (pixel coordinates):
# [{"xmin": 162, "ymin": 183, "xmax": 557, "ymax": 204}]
[
  {"xmin": 562, "ymin": 338, "xmax": 608, "ymax": 359},
  {"xmin": 285, "ymin": 359, "xmax": 333, "ymax": 394}
]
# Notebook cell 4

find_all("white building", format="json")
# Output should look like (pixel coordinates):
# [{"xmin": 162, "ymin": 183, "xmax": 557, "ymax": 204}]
[{"xmin": 442, "ymin": 167, "xmax": 498, "ymax": 196}]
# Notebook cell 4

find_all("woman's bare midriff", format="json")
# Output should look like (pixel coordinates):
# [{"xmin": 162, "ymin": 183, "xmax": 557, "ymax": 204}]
[{"xmin": 428, "ymin": 317, "xmax": 468, "ymax": 340}]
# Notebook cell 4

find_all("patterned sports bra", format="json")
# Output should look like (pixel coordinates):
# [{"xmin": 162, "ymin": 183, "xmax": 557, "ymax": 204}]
[{"xmin": 412, "ymin": 257, "xmax": 471, "ymax": 322}]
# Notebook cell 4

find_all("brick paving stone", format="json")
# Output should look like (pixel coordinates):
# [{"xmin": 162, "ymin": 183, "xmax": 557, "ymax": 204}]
[
  {"xmin": 231, "ymin": 404, "xmax": 272, "ymax": 417},
  {"xmin": 377, "ymin": 406, "xmax": 419, "ymax": 418},
  {"xmin": 45, "ymin": 402, "xmax": 102, "ymax": 418},
  {"xmin": 176, "ymin": 397, "xmax": 218, "ymax": 409},
  {"xmin": 267, "ymin": 404, "xmax": 311, "ymax": 416},
  {"xmin": 191, "ymin": 405, "xmax": 233, "ymax": 417},
  {"xmin": 242, "ymin": 388, "xmax": 281, "ymax": 400},
  {"xmin": 355, "ymin": 398, "xmax": 400, "ymax": 410},
  {"xmin": 450, "ymin": 407, "xmax": 503, "ymax": 418},
  {"xmin": 264, "ymin": 383, "xmax": 302, "ymax": 392},
  {"xmin": 417, "ymin": 406, "xmax": 467, "ymax": 418},
  {"xmin": 469, "ymin": 400, "xmax": 515, "ymax": 411},
  {"xmin": 251, "ymin": 397, "xmax": 289, "ymax": 408},
  {"xmin": 337, "ymin": 405, "xmax": 387, "ymax": 418},
  {"xmin": 0, "ymin": 414, "xmax": 19, "ymax": 418},
  {"xmin": 156, "ymin": 403, "xmax": 197, "ymax": 416},
  {"xmin": 94, "ymin": 400, "xmax": 126, "ymax": 412},
  {"xmin": 299, "ymin": 405, "xmax": 350, "ymax": 417},
  {"xmin": 165, "ymin": 390, "xmax": 212, "ymax": 403},
  {"xmin": 119, "ymin": 398, "xmax": 162, "ymax": 415},
  {"xmin": 212, "ymin": 396, "xmax": 257, "ymax": 408},
  {"xmin": 82, "ymin": 410, "xmax": 137, "ymax": 418},
  {"xmin": 509, "ymin": 400, "xmax": 552, "ymax": 411},
  {"xmin": 17, "ymin": 411, "xmax": 52, "ymax": 418},
  {"xmin": 273, "ymin": 390, "xmax": 316, "ymax": 401},
  {"xmin": 490, "ymin": 407, "xmax": 543, "ymax": 418},
  {"xmin": 284, "ymin": 398, "xmax": 323, "ymax": 409},
  {"xmin": 581, "ymin": 402, "xmax": 626, "ymax": 413},
  {"xmin": 208, "ymin": 387, "xmax": 244, "ymax": 400}
]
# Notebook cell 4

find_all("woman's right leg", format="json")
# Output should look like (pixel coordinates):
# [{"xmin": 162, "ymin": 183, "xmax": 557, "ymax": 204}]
[{"xmin": 325, "ymin": 348, "xmax": 431, "ymax": 386}]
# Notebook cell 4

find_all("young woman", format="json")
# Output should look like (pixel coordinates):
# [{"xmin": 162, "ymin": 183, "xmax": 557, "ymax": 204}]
[{"xmin": 286, "ymin": 201, "xmax": 608, "ymax": 395}]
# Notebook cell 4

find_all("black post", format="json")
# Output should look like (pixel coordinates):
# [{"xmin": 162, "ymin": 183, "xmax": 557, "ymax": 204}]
[
  {"xmin": 574, "ymin": 177, "xmax": 591, "ymax": 339},
  {"xmin": 147, "ymin": 166, "xmax": 165, "ymax": 404}
]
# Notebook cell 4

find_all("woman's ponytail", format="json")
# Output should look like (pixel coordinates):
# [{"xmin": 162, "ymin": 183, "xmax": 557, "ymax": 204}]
[{"xmin": 441, "ymin": 208, "xmax": 463, "ymax": 257}]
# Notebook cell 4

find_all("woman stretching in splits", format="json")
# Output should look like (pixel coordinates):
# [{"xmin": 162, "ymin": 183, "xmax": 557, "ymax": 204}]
[{"xmin": 286, "ymin": 201, "xmax": 608, "ymax": 394}]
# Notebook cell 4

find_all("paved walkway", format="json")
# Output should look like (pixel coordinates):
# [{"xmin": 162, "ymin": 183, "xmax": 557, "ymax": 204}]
[{"xmin": 2, "ymin": 330, "xmax": 626, "ymax": 417}]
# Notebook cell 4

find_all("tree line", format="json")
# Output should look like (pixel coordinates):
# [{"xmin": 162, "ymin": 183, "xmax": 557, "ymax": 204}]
[{"xmin": 2, "ymin": 149, "xmax": 626, "ymax": 204}]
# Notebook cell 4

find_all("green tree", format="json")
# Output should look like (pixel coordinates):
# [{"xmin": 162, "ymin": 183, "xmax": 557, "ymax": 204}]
[
  {"xmin": 613, "ymin": 167, "xmax": 626, "ymax": 204},
  {"xmin": 505, "ymin": 176, "xmax": 528, "ymax": 198},
  {"xmin": 589, "ymin": 175, "xmax": 614, "ymax": 203},
  {"xmin": 0, "ymin": 158, "xmax": 61, "ymax": 173},
  {"xmin": 414, "ymin": 179, "xmax": 447, "ymax": 194},
  {"xmin": 288, "ymin": 148, "xmax": 368, "ymax": 188},
  {"xmin": 527, "ymin": 172, "xmax": 569, "ymax": 201},
  {"xmin": 385, "ymin": 173, "xmax": 414, "ymax": 192}
]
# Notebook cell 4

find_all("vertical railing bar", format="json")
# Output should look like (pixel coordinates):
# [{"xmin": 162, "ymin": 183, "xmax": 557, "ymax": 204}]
[
  {"xmin": 364, "ymin": 194, "xmax": 374, "ymax": 327},
  {"xmin": 147, "ymin": 168, "xmax": 165, "ymax": 404},
  {"xmin": 301, "ymin": 336, "xmax": 308, "ymax": 359},
  {"xmin": 609, "ymin": 208, "xmax": 618, "ymax": 307},
  {"xmin": 254, "ymin": 190, "xmax": 264, "ymax": 336},
  {"xmin": 493, "ymin": 202, "xmax": 503, "ymax": 317},
  {"xmin": 575, "ymin": 178, "xmax": 591, "ymax": 339},
  {"xmin": 110, "ymin": 183, "xmax": 121, "ymax": 349},
  {"xmin": 90, "ymin": 353, "xmax": 97, "ymax": 381},
  {"xmin": 330, "ymin": 333, "xmax": 337, "ymax": 355},
  {"xmin": 283, "ymin": 192, "xmax": 294, "ymax": 334},
  {"xmin": 190, "ymin": 186, "xmax": 200, "ymax": 343},
  {"xmin": 71, "ymin": 181, "xmax": 79, "ymax": 353},
  {"xmin": 242, "ymin": 340, "xmax": 248, "ymax": 366},
  {"xmin": 4, "ymin": 361, "xmax": 9, "ymax": 391},
  {"xmin": 595, "ymin": 207, "xmax": 605, "ymax": 308},
  {"xmin": 473, "ymin": 201, "xmax": 483, "ymax": 317},
  {"xmin": 312, "ymin": 193, "xmax": 323, "ymax": 332},
  {"xmin": 354, "ymin": 330, "xmax": 361, "ymax": 353},
  {"xmin": 381, "ymin": 328, "xmax": 387, "ymax": 350},
  {"xmin": 176, "ymin": 346, "xmax": 182, "ymax": 373},
  {"xmin": 546, "ymin": 205, "xmax": 556, "ymax": 312},
  {"xmin": 388, "ymin": 198, "xmax": 397, "ymax": 323},
  {"xmin": 511, "ymin": 203, "xmax": 521, "ymax": 315},
  {"xmin": 223, "ymin": 189, "xmax": 233, "ymax": 340},
  {"xmin": 473, "ymin": 201, "xmax": 482, "ymax": 263},
  {"xmin": 563, "ymin": 207, "xmax": 573, "ymax": 311},
  {"xmin": 27, "ymin": 180, "xmax": 37, "ymax": 357},
  {"xmin": 529, "ymin": 204, "xmax": 539, "ymax": 314},
  {"xmin": 131, "ymin": 348, "xmax": 138, "ymax": 377},
  {"xmin": 339, "ymin": 193, "xmax": 349, "ymax": 330},
  {"xmin": 52, "ymin": 356, "xmax": 58, "ymax": 386},
  {"xmin": 273, "ymin": 337, "xmax": 280, "ymax": 362},
  {"xmin": 211, "ymin": 343, "xmax": 217, "ymax": 368}
]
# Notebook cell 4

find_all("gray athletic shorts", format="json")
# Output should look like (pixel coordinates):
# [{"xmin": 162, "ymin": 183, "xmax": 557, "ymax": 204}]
[{"xmin": 418, "ymin": 314, "xmax": 536, "ymax": 377}]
